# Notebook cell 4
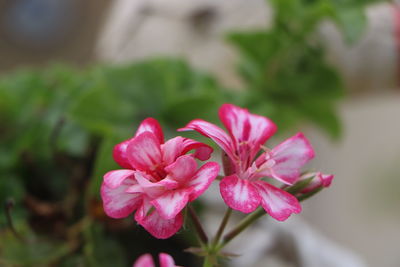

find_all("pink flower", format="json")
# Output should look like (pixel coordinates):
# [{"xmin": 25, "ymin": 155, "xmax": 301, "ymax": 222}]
[
  {"xmin": 298, "ymin": 172, "xmax": 334, "ymax": 194},
  {"xmin": 179, "ymin": 104, "xmax": 315, "ymax": 221},
  {"xmin": 133, "ymin": 253, "xmax": 178, "ymax": 267},
  {"xmin": 101, "ymin": 118, "xmax": 220, "ymax": 239}
]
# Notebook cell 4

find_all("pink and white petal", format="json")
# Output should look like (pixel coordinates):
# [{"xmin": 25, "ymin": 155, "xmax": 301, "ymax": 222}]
[
  {"xmin": 126, "ymin": 184, "xmax": 144, "ymax": 194},
  {"xmin": 156, "ymin": 176, "xmax": 180, "ymax": 190},
  {"xmin": 135, "ymin": 205, "xmax": 183, "ymax": 239},
  {"xmin": 134, "ymin": 197, "xmax": 152, "ymax": 222},
  {"xmin": 159, "ymin": 253, "xmax": 176, "ymax": 267},
  {"xmin": 178, "ymin": 119, "xmax": 235, "ymax": 160},
  {"xmin": 162, "ymin": 137, "xmax": 213, "ymax": 165},
  {"xmin": 151, "ymin": 189, "xmax": 191, "ymax": 220},
  {"xmin": 219, "ymin": 175, "xmax": 261, "ymax": 213},
  {"xmin": 270, "ymin": 133, "xmax": 315, "ymax": 185},
  {"xmin": 103, "ymin": 169, "xmax": 135, "ymax": 189},
  {"xmin": 101, "ymin": 181, "xmax": 142, "ymax": 219},
  {"xmin": 127, "ymin": 132, "xmax": 162, "ymax": 171},
  {"xmin": 113, "ymin": 138, "xmax": 134, "ymax": 168},
  {"xmin": 161, "ymin": 137, "xmax": 185, "ymax": 165},
  {"xmin": 135, "ymin": 118, "xmax": 165, "ymax": 144},
  {"xmin": 133, "ymin": 253, "xmax": 155, "ymax": 267},
  {"xmin": 135, "ymin": 171, "xmax": 166, "ymax": 199},
  {"xmin": 254, "ymin": 152, "xmax": 268, "ymax": 167},
  {"xmin": 254, "ymin": 181, "xmax": 301, "ymax": 221},
  {"xmin": 218, "ymin": 104, "xmax": 277, "ymax": 157},
  {"xmin": 246, "ymin": 114, "xmax": 277, "ymax": 157},
  {"xmin": 320, "ymin": 173, "xmax": 334, "ymax": 187},
  {"xmin": 180, "ymin": 138, "xmax": 213, "ymax": 161},
  {"xmin": 187, "ymin": 162, "xmax": 220, "ymax": 201},
  {"xmin": 165, "ymin": 155, "xmax": 197, "ymax": 183},
  {"xmin": 250, "ymin": 153, "xmax": 275, "ymax": 180}
]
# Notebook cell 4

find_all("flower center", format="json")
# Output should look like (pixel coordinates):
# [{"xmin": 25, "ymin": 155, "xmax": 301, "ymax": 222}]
[{"xmin": 150, "ymin": 165, "xmax": 167, "ymax": 181}]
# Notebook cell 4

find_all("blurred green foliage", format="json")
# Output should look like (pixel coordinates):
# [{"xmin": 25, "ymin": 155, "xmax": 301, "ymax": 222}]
[
  {"xmin": 226, "ymin": 0, "xmax": 385, "ymax": 138},
  {"xmin": 0, "ymin": 223, "xmax": 70, "ymax": 266},
  {"xmin": 0, "ymin": 61, "xmax": 223, "ymax": 267},
  {"xmin": 0, "ymin": 0, "xmax": 384, "ymax": 265},
  {"xmin": 227, "ymin": 0, "xmax": 382, "ymax": 138}
]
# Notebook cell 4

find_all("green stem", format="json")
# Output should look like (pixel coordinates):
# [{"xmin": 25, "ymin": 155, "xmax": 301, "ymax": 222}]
[
  {"xmin": 188, "ymin": 205, "xmax": 209, "ymax": 245},
  {"xmin": 218, "ymin": 193, "xmax": 316, "ymax": 249},
  {"xmin": 211, "ymin": 207, "xmax": 232, "ymax": 247},
  {"xmin": 219, "ymin": 208, "xmax": 266, "ymax": 249},
  {"xmin": 202, "ymin": 255, "xmax": 214, "ymax": 267}
]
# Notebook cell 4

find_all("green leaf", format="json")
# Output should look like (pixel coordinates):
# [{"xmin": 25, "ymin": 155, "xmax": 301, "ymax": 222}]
[
  {"xmin": 0, "ymin": 175, "xmax": 26, "ymax": 227},
  {"xmin": 299, "ymin": 99, "xmax": 342, "ymax": 140},
  {"xmin": 163, "ymin": 96, "xmax": 219, "ymax": 128},
  {"xmin": 88, "ymin": 136, "xmax": 121, "ymax": 198},
  {"xmin": 227, "ymin": 32, "xmax": 273, "ymax": 66},
  {"xmin": 69, "ymin": 85, "xmax": 137, "ymax": 137},
  {"xmin": 226, "ymin": 0, "xmax": 348, "ymax": 138},
  {"xmin": 0, "ymin": 223, "xmax": 70, "ymax": 266},
  {"xmin": 334, "ymin": 7, "xmax": 366, "ymax": 44},
  {"xmin": 83, "ymin": 223, "xmax": 126, "ymax": 267},
  {"xmin": 55, "ymin": 121, "xmax": 90, "ymax": 156}
]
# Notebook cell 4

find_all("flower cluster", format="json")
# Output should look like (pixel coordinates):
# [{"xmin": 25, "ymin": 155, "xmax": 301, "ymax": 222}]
[
  {"xmin": 101, "ymin": 104, "xmax": 333, "ymax": 240},
  {"xmin": 101, "ymin": 118, "xmax": 219, "ymax": 239},
  {"xmin": 180, "ymin": 104, "xmax": 325, "ymax": 221}
]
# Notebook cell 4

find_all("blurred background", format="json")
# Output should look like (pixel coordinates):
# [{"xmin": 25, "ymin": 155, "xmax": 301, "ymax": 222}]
[{"xmin": 0, "ymin": 0, "xmax": 399, "ymax": 266}]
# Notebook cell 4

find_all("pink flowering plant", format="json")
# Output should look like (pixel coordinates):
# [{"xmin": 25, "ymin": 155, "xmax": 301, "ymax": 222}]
[
  {"xmin": 101, "ymin": 118, "xmax": 219, "ymax": 239},
  {"xmin": 101, "ymin": 104, "xmax": 333, "ymax": 266}
]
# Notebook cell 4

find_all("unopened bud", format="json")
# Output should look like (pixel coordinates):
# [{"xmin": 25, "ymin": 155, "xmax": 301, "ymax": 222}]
[{"xmin": 298, "ymin": 172, "xmax": 334, "ymax": 194}]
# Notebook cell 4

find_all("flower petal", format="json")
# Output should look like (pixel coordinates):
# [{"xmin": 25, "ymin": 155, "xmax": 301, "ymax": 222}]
[
  {"xmin": 219, "ymin": 104, "xmax": 277, "ymax": 158},
  {"xmin": 135, "ymin": 199, "xmax": 183, "ymax": 239},
  {"xmin": 134, "ymin": 171, "xmax": 165, "ymax": 199},
  {"xmin": 320, "ymin": 173, "xmax": 334, "ymax": 187},
  {"xmin": 162, "ymin": 136, "xmax": 213, "ymax": 165},
  {"xmin": 178, "ymin": 119, "xmax": 235, "ymax": 160},
  {"xmin": 161, "ymin": 137, "xmax": 184, "ymax": 165},
  {"xmin": 113, "ymin": 138, "xmax": 134, "ymax": 169},
  {"xmin": 254, "ymin": 181, "xmax": 301, "ymax": 221},
  {"xmin": 180, "ymin": 138, "xmax": 213, "ymax": 161},
  {"xmin": 133, "ymin": 254, "xmax": 155, "ymax": 267},
  {"xmin": 219, "ymin": 175, "xmax": 261, "ymax": 213},
  {"xmin": 151, "ymin": 189, "xmax": 191, "ymax": 220},
  {"xmin": 187, "ymin": 162, "xmax": 220, "ymax": 201},
  {"xmin": 270, "ymin": 133, "xmax": 315, "ymax": 184},
  {"xmin": 134, "ymin": 197, "xmax": 152, "ymax": 221},
  {"xmin": 165, "ymin": 155, "xmax": 197, "ymax": 183},
  {"xmin": 159, "ymin": 253, "xmax": 176, "ymax": 267},
  {"xmin": 113, "ymin": 118, "xmax": 164, "ymax": 168},
  {"xmin": 156, "ymin": 177, "xmax": 180, "ymax": 190},
  {"xmin": 101, "ymin": 179, "xmax": 142, "ymax": 219},
  {"xmin": 135, "ymin": 118, "xmax": 165, "ymax": 144},
  {"xmin": 103, "ymin": 169, "xmax": 135, "ymax": 189},
  {"xmin": 127, "ymin": 132, "xmax": 162, "ymax": 171}
]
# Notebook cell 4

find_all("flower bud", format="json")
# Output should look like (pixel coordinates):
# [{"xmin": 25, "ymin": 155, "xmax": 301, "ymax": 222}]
[{"xmin": 299, "ymin": 172, "xmax": 334, "ymax": 194}]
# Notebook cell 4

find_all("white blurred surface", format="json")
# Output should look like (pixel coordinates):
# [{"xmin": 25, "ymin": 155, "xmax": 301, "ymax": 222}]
[{"xmin": 303, "ymin": 93, "xmax": 400, "ymax": 267}]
